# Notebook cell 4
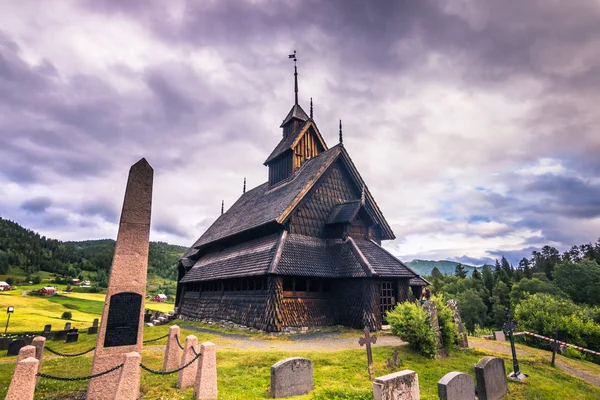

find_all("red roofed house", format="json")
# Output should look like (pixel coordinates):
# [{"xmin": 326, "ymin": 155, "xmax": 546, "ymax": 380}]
[{"xmin": 40, "ymin": 286, "xmax": 57, "ymax": 296}]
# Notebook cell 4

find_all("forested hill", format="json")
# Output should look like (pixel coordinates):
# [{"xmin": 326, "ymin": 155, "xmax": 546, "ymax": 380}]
[
  {"xmin": 407, "ymin": 259, "xmax": 479, "ymax": 277},
  {"xmin": 0, "ymin": 217, "xmax": 186, "ymax": 283}
]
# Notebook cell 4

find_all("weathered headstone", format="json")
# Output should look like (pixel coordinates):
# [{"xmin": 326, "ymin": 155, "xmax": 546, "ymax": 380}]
[
  {"xmin": 386, "ymin": 349, "xmax": 400, "ymax": 368},
  {"xmin": 163, "ymin": 325, "xmax": 181, "ymax": 371},
  {"xmin": 373, "ymin": 370, "xmax": 420, "ymax": 400},
  {"xmin": 7, "ymin": 339, "xmax": 26, "ymax": 356},
  {"xmin": 446, "ymin": 300, "xmax": 468, "ymax": 348},
  {"xmin": 474, "ymin": 357, "xmax": 507, "ymax": 400},
  {"xmin": 178, "ymin": 335, "xmax": 199, "ymax": 389},
  {"xmin": 93, "ymin": 318, "xmax": 99, "ymax": 327},
  {"xmin": 493, "ymin": 331, "xmax": 505, "ymax": 342},
  {"xmin": 86, "ymin": 159, "xmax": 153, "ymax": 400},
  {"xmin": 270, "ymin": 357, "xmax": 313, "ymax": 398},
  {"xmin": 194, "ymin": 341, "xmax": 218, "ymax": 400},
  {"xmin": 423, "ymin": 300, "xmax": 445, "ymax": 356},
  {"xmin": 42, "ymin": 324, "xmax": 53, "ymax": 339},
  {"xmin": 43, "ymin": 324, "xmax": 52, "ymax": 333},
  {"xmin": 5, "ymin": 357, "xmax": 39, "ymax": 400},
  {"xmin": 63, "ymin": 322, "xmax": 71, "ymax": 331},
  {"xmin": 65, "ymin": 330, "xmax": 79, "ymax": 343},
  {"xmin": 359, "ymin": 326, "xmax": 377, "ymax": 380},
  {"xmin": 438, "ymin": 371, "xmax": 475, "ymax": 400},
  {"xmin": 53, "ymin": 330, "xmax": 67, "ymax": 341},
  {"xmin": 88, "ymin": 318, "xmax": 99, "ymax": 334}
]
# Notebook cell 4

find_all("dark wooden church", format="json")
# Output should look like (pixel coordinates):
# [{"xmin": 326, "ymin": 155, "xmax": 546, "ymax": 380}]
[{"xmin": 175, "ymin": 58, "xmax": 428, "ymax": 332}]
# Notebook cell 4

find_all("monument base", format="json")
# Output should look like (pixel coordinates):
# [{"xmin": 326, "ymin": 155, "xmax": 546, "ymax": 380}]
[{"xmin": 508, "ymin": 372, "xmax": 527, "ymax": 382}]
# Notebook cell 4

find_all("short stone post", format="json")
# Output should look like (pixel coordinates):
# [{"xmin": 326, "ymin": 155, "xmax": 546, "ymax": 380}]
[
  {"xmin": 113, "ymin": 352, "xmax": 141, "ymax": 400},
  {"xmin": 373, "ymin": 370, "xmax": 420, "ymax": 400},
  {"xmin": 178, "ymin": 335, "xmax": 199, "ymax": 389},
  {"xmin": 32, "ymin": 336, "xmax": 46, "ymax": 380},
  {"xmin": 6, "ymin": 357, "xmax": 39, "ymax": 400},
  {"xmin": 17, "ymin": 345, "xmax": 36, "ymax": 362},
  {"xmin": 194, "ymin": 342, "xmax": 217, "ymax": 400},
  {"xmin": 163, "ymin": 325, "xmax": 181, "ymax": 371}
]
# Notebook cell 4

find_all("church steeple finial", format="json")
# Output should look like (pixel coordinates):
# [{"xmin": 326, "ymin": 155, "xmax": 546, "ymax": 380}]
[
  {"xmin": 361, "ymin": 185, "xmax": 365, "ymax": 205},
  {"xmin": 310, "ymin": 97, "xmax": 313, "ymax": 119},
  {"xmin": 289, "ymin": 50, "xmax": 298, "ymax": 105},
  {"xmin": 243, "ymin": 177, "xmax": 246, "ymax": 194},
  {"xmin": 339, "ymin": 119, "xmax": 343, "ymax": 145},
  {"xmin": 221, "ymin": 200, "xmax": 224, "ymax": 215}
]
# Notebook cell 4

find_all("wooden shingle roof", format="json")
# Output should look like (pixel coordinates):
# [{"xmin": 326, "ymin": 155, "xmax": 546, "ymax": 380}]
[
  {"xmin": 326, "ymin": 200, "xmax": 362, "ymax": 224},
  {"xmin": 264, "ymin": 120, "xmax": 328, "ymax": 165},
  {"xmin": 409, "ymin": 276, "xmax": 431, "ymax": 286},
  {"xmin": 353, "ymin": 239, "xmax": 416, "ymax": 278}
]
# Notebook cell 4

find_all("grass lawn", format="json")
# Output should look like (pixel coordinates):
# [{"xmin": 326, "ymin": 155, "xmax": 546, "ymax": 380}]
[{"xmin": 0, "ymin": 320, "xmax": 599, "ymax": 399}]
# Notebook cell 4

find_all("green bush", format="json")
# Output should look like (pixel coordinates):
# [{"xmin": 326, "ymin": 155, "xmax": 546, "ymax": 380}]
[
  {"xmin": 431, "ymin": 296, "xmax": 458, "ymax": 351},
  {"xmin": 61, "ymin": 311, "xmax": 72, "ymax": 320},
  {"xmin": 386, "ymin": 301, "xmax": 437, "ymax": 358}
]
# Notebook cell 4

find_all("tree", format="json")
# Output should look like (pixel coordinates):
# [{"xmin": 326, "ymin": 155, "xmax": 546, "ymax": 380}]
[
  {"xmin": 553, "ymin": 259, "xmax": 600, "ymax": 305},
  {"xmin": 471, "ymin": 268, "xmax": 482, "ymax": 281},
  {"xmin": 518, "ymin": 258, "xmax": 533, "ymax": 279},
  {"xmin": 456, "ymin": 289, "xmax": 487, "ymax": 334},
  {"xmin": 32, "ymin": 275, "xmax": 41, "ymax": 284},
  {"xmin": 509, "ymin": 278, "xmax": 561, "ymax": 307},
  {"xmin": 493, "ymin": 280, "xmax": 510, "ymax": 308},
  {"xmin": 455, "ymin": 263, "xmax": 467, "ymax": 279},
  {"xmin": 501, "ymin": 256, "xmax": 513, "ymax": 279}
]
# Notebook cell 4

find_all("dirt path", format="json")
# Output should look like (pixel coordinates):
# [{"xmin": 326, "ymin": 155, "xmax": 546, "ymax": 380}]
[
  {"xmin": 180, "ymin": 325, "xmax": 406, "ymax": 351},
  {"xmin": 470, "ymin": 338, "xmax": 600, "ymax": 387}
]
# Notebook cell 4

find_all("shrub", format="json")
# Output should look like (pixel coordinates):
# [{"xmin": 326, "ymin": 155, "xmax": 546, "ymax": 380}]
[
  {"xmin": 61, "ymin": 311, "xmax": 72, "ymax": 320},
  {"xmin": 387, "ymin": 302, "xmax": 437, "ymax": 358},
  {"xmin": 32, "ymin": 275, "xmax": 41, "ymax": 284},
  {"xmin": 431, "ymin": 295, "xmax": 458, "ymax": 351}
]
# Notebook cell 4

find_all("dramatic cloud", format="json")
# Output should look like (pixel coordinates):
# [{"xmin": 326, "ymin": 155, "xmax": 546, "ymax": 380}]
[{"xmin": 0, "ymin": 0, "xmax": 598, "ymax": 264}]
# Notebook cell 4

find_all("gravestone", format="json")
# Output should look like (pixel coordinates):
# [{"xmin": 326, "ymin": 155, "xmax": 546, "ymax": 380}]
[
  {"xmin": 373, "ymin": 370, "xmax": 420, "ymax": 400},
  {"xmin": 43, "ymin": 324, "xmax": 52, "ymax": 333},
  {"xmin": 271, "ymin": 357, "xmax": 313, "ymax": 398},
  {"xmin": 63, "ymin": 322, "xmax": 71, "ymax": 331},
  {"xmin": 423, "ymin": 300, "xmax": 445, "ymax": 356},
  {"xmin": 88, "ymin": 318, "xmax": 99, "ymax": 334},
  {"xmin": 359, "ymin": 326, "xmax": 377, "ymax": 380},
  {"xmin": 53, "ymin": 330, "xmax": 67, "ymax": 341},
  {"xmin": 474, "ymin": 357, "xmax": 507, "ymax": 400},
  {"xmin": 86, "ymin": 159, "xmax": 153, "ymax": 400},
  {"xmin": 446, "ymin": 300, "xmax": 468, "ymax": 348},
  {"xmin": 65, "ymin": 330, "xmax": 79, "ymax": 343},
  {"xmin": 438, "ymin": 371, "xmax": 475, "ymax": 400},
  {"xmin": 493, "ymin": 331, "xmax": 505, "ymax": 342},
  {"xmin": 7, "ymin": 339, "xmax": 26, "ymax": 356}
]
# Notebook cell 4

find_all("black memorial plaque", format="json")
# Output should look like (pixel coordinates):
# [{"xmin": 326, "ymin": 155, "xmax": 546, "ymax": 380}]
[{"xmin": 104, "ymin": 292, "xmax": 142, "ymax": 347}]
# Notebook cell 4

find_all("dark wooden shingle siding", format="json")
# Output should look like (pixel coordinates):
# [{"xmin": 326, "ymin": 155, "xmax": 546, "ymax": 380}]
[{"xmin": 289, "ymin": 160, "xmax": 360, "ymax": 237}]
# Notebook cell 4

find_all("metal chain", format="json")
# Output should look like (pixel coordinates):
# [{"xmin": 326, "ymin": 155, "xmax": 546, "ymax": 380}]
[
  {"xmin": 44, "ymin": 346, "xmax": 96, "ymax": 357},
  {"xmin": 143, "ymin": 333, "xmax": 169, "ymax": 343},
  {"xmin": 192, "ymin": 346, "xmax": 198, "ymax": 356},
  {"xmin": 37, "ymin": 363, "xmax": 124, "ymax": 381},
  {"xmin": 175, "ymin": 334, "xmax": 185, "ymax": 350},
  {"xmin": 140, "ymin": 351, "xmax": 202, "ymax": 375}
]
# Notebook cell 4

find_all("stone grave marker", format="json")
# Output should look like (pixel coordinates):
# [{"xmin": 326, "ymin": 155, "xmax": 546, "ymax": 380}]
[
  {"xmin": 53, "ymin": 330, "xmax": 67, "ymax": 341},
  {"xmin": 86, "ymin": 159, "xmax": 153, "ymax": 400},
  {"xmin": 65, "ymin": 329, "xmax": 79, "ymax": 343},
  {"xmin": 423, "ymin": 300, "xmax": 445, "ymax": 357},
  {"xmin": 386, "ymin": 349, "xmax": 400, "ymax": 368},
  {"xmin": 43, "ymin": 324, "xmax": 52, "ymax": 333},
  {"xmin": 270, "ymin": 357, "xmax": 313, "ymax": 398},
  {"xmin": 373, "ymin": 370, "xmax": 420, "ymax": 400},
  {"xmin": 493, "ymin": 331, "xmax": 505, "ymax": 341},
  {"xmin": 7, "ymin": 339, "xmax": 26, "ymax": 356},
  {"xmin": 88, "ymin": 319, "xmax": 99, "ymax": 335},
  {"xmin": 438, "ymin": 371, "xmax": 475, "ymax": 400},
  {"xmin": 446, "ymin": 300, "xmax": 468, "ymax": 348},
  {"xmin": 63, "ymin": 322, "xmax": 71, "ymax": 331},
  {"xmin": 474, "ymin": 356, "xmax": 507, "ymax": 400},
  {"xmin": 359, "ymin": 326, "xmax": 377, "ymax": 380}
]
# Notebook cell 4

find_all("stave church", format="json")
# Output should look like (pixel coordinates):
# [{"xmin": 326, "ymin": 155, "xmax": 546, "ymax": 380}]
[{"xmin": 175, "ymin": 56, "xmax": 428, "ymax": 332}]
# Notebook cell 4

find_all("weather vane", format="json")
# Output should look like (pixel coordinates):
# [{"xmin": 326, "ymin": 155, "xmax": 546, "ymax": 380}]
[{"xmin": 289, "ymin": 50, "xmax": 298, "ymax": 105}]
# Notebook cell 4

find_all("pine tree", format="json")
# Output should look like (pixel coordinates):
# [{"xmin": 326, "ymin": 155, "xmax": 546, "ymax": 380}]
[{"xmin": 455, "ymin": 263, "xmax": 467, "ymax": 279}]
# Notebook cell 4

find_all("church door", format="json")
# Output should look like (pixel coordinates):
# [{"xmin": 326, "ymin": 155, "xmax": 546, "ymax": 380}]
[{"xmin": 379, "ymin": 281, "xmax": 396, "ymax": 323}]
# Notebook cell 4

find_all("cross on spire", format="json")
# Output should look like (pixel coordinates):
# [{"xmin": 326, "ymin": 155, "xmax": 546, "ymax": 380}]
[{"xmin": 289, "ymin": 50, "xmax": 298, "ymax": 105}]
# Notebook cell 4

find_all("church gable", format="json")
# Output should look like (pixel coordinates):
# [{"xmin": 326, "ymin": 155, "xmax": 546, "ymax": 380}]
[
  {"xmin": 288, "ymin": 159, "xmax": 361, "ymax": 237},
  {"xmin": 291, "ymin": 125, "xmax": 326, "ymax": 172}
]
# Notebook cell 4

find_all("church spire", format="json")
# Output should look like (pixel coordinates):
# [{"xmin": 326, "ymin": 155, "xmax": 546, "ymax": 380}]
[{"xmin": 289, "ymin": 50, "xmax": 298, "ymax": 105}]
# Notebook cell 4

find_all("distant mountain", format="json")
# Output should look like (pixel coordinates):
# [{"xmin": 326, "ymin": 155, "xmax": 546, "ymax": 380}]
[{"xmin": 407, "ymin": 259, "xmax": 480, "ymax": 277}]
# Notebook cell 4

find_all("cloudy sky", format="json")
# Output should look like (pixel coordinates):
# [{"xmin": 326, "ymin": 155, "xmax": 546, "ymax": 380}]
[{"xmin": 1, "ymin": 0, "xmax": 599, "ymax": 265}]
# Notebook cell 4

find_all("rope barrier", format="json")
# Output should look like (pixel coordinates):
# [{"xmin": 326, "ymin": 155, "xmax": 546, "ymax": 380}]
[
  {"xmin": 143, "ymin": 333, "xmax": 169, "ymax": 344},
  {"xmin": 175, "ymin": 334, "xmax": 185, "ymax": 350},
  {"xmin": 44, "ymin": 346, "xmax": 96, "ymax": 357},
  {"xmin": 520, "ymin": 331, "xmax": 600, "ymax": 357},
  {"xmin": 140, "ymin": 350, "xmax": 202, "ymax": 375},
  {"xmin": 37, "ymin": 363, "xmax": 124, "ymax": 381}
]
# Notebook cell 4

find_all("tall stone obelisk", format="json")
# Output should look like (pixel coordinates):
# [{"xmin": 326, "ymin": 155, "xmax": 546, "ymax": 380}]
[{"xmin": 87, "ymin": 159, "xmax": 153, "ymax": 400}]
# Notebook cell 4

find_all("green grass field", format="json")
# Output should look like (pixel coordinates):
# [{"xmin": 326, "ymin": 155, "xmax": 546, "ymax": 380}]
[{"xmin": 1, "ymin": 292, "xmax": 599, "ymax": 399}]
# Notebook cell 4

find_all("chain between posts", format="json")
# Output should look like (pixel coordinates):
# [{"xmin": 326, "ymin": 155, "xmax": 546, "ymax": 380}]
[
  {"xmin": 44, "ymin": 346, "xmax": 96, "ymax": 357},
  {"xmin": 175, "ymin": 334, "xmax": 185, "ymax": 350},
  {"xmin": 143, "ymin": 333, "xmax": 169, "ymax": 343},
  {"xmin": 140, "ymin": 350, "xmax": 202, "ymax": 375},
  {"xmin": 37, "ymin": 363, "xmax": 124, "ymax": 381}
]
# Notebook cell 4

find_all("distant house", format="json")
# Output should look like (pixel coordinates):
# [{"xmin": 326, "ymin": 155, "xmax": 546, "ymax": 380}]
[
  {"xmin": 40, "ymin": 286, "xmax": 57, "ymax": 295},
  {"xmin": 0, "ymin": 281, "xmax": 10, "ymax": 291},
  {"xmin": 154, "ymin": 294, "xmax": 168, "ymax": 302},
  {"xmin": 82, "ymin": 280, "xmax": 91, "ymax": 286},
  {"xmin": 72, "ymin": 279, "xmax": 81, "ymax": 285}
]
